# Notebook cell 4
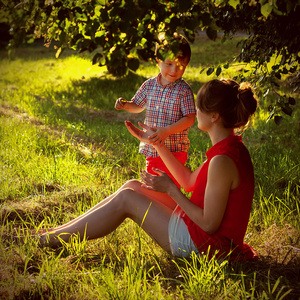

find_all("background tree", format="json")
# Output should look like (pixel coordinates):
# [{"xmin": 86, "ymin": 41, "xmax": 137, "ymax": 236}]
[{"xmin": 1, "ymin": 0, "xmax": 299, "ymax": 121}]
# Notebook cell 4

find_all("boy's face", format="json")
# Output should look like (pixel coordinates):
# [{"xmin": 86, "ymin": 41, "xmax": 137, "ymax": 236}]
[{"xmin": 157, "ymin": 57, "xmax": 189, "ymax": 85}]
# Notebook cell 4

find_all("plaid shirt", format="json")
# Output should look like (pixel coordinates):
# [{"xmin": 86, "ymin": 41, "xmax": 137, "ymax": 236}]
[{"xmin": 132, "ymin": 73, "xmax": 196, "ymax": 158}]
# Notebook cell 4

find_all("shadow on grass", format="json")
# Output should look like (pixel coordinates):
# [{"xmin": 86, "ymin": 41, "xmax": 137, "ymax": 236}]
[
  {"xmin": 66, "ymin": 71, "xmax": 148, "ymax": 110},
  {"xmin": 235, "ymin": 258, "xmax": 300, "ymax": 299},
  {"xmin": 27, "ymin": 71, "xmax": 148, "ymax": 140}
]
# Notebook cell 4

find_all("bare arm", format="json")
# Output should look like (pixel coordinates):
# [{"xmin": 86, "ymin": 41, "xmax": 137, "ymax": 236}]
[
  {"xmin": 115, "ymin": 98, "xmax": 144, "ymax": 113},
  {"xmin": 142, "ymin": 155, "xmax": 237, "ymax": 234},
  {"xmin": 125, "ymin": 121, "xmax": 200, "ymax": 191},
  {"xmin": 125, "ymin": 121, "xmax": 239, "ymax": 234},
  {"xmin": 155, "ymin": 142, "xmax": 202, "ymax": 192},
  {"xmin": 149, "ymin": 113, "xmax": 196, "ymax": 146},
  {"xmin": 172, "ymin": 155, "xmax": 237, "ymax": 234}
]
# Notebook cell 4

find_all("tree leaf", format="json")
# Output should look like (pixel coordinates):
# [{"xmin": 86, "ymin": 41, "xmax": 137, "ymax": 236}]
[
  {"xmin": 97, "ymin": 0, "xmax": 108, "ymax": 5},
  {"xmin": 281, "ymin": 105, "xmax": 292, "ymax": 116},
  {"xmin": 201, "ymin": 13, "xmax": 212, "ymax": 27},
  {"xmin": 206, "ymin": 27, "xmax": 217, "ymax": 41},
  {"xmin": 55, "ymin": 47, "xmax": 63, "ymax": 58},
  {"xmin": 275, "ymin": 72, "xmax": 281, "ymax": 79},
  {"xmin": 128, "ymin": 57, "xmax": 139, "ymax": 71},
  {"xmin": 183, "ymin": 30, "xmax": 195, "ymax": 43},
  {"xmin": 288, "ymin": 97, "xmax": 296, "ymax": 105},
  {"xmin": 266, "ymin": 108, "xmax": 275, "ymax": 122},
  {"xmin": 228, "ymin": 0, "xmax": 240, "ymax": 9},
  {"xmin": 178, "ymin": 0, "xmax": 193, "ymax": 12},
  {"xmin": 274, "ymin": 115, "xmax": 283, "ymax": 125},
  {"xmin": 263, "ymin": 89, "xmax": 269, "ymax": 97},
  {"xmin": 92, "ymin": 53, "xmax": 103, "ymax": 65},
  {"xmin": 206, "ymin": 67, "xmax": 214, "ymax": 76},
  {"xmin": 261, "ymin": 3, "xmax": 273, "ymax": 18}
]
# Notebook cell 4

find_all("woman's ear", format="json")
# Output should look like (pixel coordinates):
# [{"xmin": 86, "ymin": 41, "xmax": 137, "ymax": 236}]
[{"xmin": 211, "ymin": 112, "xmax": 220, "ymax": 123}]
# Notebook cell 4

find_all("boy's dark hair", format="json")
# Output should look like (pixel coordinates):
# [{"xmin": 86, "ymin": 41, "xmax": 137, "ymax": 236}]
[{"xmin": 155, "ymin": 32, "xmax": 191, "ymax": 63}]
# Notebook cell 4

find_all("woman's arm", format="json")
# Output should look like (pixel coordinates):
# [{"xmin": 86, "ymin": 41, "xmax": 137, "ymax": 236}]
[
  {"xmin": 126, "ymin": 121, "xmax": 239, "ymax": 234},
  {"xmin": 178, "ymin": 155, "xmax": 237, "ymax": 234},
  {"xmin": 125, "ymin": 121, "xmax": 200, "ymax": 191},
  {"xmin": 155, "ymin": 143, "xmax": 202, "ymax": 192},
  {"xmin": 142, "ymin": 155, "xmax": 237, "ymax": 234}
]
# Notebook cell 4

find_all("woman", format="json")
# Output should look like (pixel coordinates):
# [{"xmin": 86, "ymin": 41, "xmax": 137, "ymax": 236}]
[{"xmin": 40, "ymin": 78, "xmax": 258, "ymax": 261}]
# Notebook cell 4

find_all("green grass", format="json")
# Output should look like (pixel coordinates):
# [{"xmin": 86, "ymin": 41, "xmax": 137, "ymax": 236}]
[{"xmin": 0, "ymin": 35, "xmax": 299, "ymax": 299}]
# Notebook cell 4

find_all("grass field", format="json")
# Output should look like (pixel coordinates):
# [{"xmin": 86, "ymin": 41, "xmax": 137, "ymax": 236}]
[{"xmin": 0, "ymin": 34, "xmax": 299, "ymax": 299}]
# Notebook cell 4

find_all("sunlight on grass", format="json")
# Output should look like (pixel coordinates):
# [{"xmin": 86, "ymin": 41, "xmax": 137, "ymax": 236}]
[{"xmin": 0, "ymin": 36, "xmax": 299, "ymax": 299}]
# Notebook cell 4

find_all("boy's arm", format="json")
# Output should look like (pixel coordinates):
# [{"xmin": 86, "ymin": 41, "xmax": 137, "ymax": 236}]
[
  {"xmin": 165, "ymin": 113, "xmax": 195, "ymax": 134},
  {"xmin": 149, "ymin": 113, "xmax": 195, "ymax": 146},
  {"xmin": 115, "ymin": 98, "xmax": 144, "ymax": 113}
]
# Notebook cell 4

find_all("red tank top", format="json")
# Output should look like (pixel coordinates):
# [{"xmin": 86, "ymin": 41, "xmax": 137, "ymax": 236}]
[{"xmin": 182, "ymin": 135, "xmax": 258, "ymax": 261}]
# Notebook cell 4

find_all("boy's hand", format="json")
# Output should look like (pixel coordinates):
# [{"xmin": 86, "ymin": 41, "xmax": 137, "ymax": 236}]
[
  {"xmin": 148, "ymin": 127, "xmax": 169, "ymax": 146},
  {"xmin": 115, "ymin": 97, "xmax": 127, "ymax": 110}
]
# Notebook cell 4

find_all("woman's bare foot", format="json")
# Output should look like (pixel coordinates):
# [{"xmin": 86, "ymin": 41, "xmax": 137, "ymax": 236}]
[{"xmin": 39, "ymin": 230, "xmax": 62, "ymax": 249}]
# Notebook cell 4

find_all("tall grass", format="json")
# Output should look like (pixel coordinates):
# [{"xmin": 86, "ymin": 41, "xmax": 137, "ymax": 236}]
[{"xmin": 0, "ymin": 35, "xmax": 299, "ymax": 299}]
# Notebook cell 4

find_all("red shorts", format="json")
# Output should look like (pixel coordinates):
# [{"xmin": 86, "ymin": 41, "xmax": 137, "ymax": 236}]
[{"xmin": 145, "ymin": 152, "xmax": 187, "ymax": 188}]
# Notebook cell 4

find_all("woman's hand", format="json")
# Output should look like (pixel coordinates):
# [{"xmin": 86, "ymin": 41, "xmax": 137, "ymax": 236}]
[
  {"xmin": 125, "ymin": 121, "xmax": 157, "ymax": 144},
  {"xmin": 140, "ymin": 169, "xmax": 177, "ymax": 194}
]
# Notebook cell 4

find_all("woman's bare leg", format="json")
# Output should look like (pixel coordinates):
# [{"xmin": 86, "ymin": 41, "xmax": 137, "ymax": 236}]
[
  {"xmin": 46, "ymin": 179, "xmax": 176, "ymax": 232},
  {"xmin": 41, "ymin": 187, "xmax": 174, "ymax": 252}
]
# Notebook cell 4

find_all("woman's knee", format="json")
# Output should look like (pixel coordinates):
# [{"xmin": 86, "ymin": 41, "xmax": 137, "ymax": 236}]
[
  {"xmin": 122, "ymin": 179, "xmax": 143, "ymax": 191},
  {"xmin": 116, "ymin": 187, "xmax": 137, "ymax": 203},
  {"xmin": 114, "ymin": 188, "xmax": 141, "ymax": 215}
]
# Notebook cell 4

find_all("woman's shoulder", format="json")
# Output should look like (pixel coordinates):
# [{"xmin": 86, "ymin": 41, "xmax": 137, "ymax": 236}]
[
  {"xmin": 209, "ymin": 155, "xmax": 237, "ymax": 171},
  {"xmin": 208, "ymin": 137, "xmax": 253, "ymax": 178},
  {"xmin": 207, "ymin": 136, "xmax": 243, "ymax": 162}
]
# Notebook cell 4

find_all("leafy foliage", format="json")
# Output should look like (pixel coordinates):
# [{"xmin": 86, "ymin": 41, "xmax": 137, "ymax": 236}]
[{"xmin": 1, "ymin": 0, "xmax": 299, "ymax": 120}]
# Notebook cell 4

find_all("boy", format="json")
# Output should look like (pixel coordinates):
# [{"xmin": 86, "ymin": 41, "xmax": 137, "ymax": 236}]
[{"xmin": 115, "ymin": 33, "xmax": 196, "ymax": 187}]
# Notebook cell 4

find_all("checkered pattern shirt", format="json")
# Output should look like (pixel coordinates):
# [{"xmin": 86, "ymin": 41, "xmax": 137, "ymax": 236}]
[{"xmin": 132, "ymin": 73, "xmax": 196, "ymax": 158}]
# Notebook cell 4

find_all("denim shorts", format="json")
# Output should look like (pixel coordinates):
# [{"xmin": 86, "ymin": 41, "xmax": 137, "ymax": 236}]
[{"xmin": 168, "ymin": 206, "xmax": 199, "ymax": 257}]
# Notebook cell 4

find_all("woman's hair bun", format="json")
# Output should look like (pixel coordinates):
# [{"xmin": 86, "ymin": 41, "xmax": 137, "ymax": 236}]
[
  {"xmin": 238, "ymin": 83, "xmax": 258, "ymax": 116},
  {"xmin": 196, "ymin": 78, "xmax": 258, "ymax": 130}
]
